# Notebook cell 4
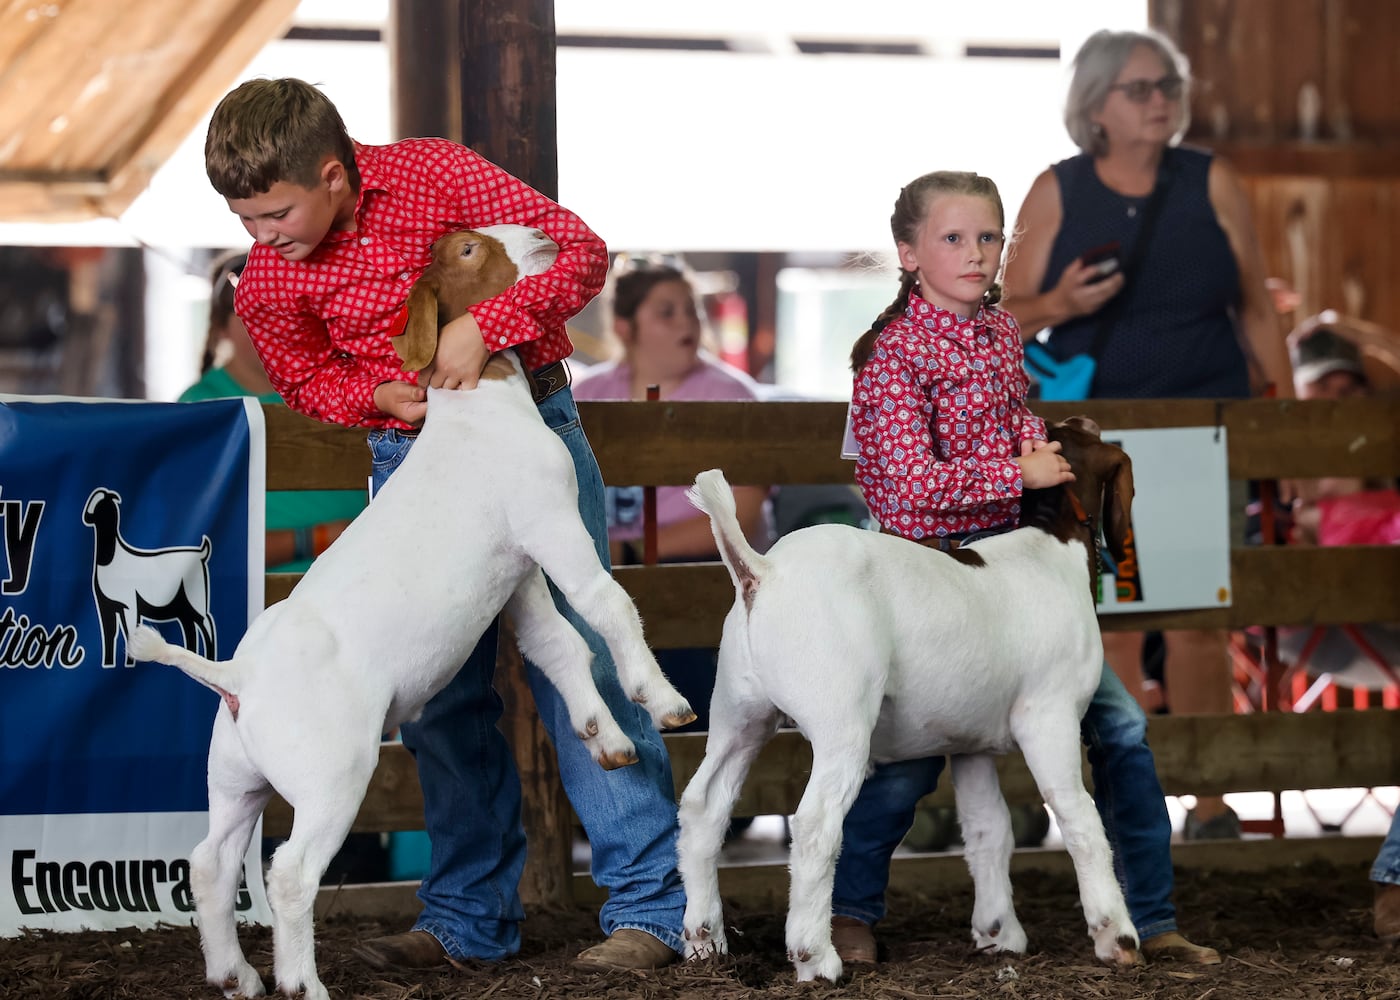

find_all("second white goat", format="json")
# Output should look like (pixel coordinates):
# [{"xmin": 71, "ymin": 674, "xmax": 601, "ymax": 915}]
[
  {"xmin": 678, "ymin": 417, "xmax": 1139, "ymax": 981},
  {"xmin": 129, "ymin": 225, "xmax": 694, "ymax": 1000}
]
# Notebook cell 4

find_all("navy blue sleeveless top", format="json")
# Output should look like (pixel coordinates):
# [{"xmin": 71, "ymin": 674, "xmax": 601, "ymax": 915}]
[{"xmin": 1038, "ymin": 146, "xmax": 1250, "ymax": 399}]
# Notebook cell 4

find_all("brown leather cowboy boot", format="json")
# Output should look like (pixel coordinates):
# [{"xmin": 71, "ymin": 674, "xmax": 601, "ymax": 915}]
[
  {"xmin": 1141, "ymin": 931, "xmax": 1221, "ymax": 965},
  {"xmin": 831, "ymin": 915, "xmax": 877, "ymax": 964},
  {"xmin": 1376, "ymin": 882, "xmax": 1400, "ymax": 944},
  {"xmin": 572, "ymin": 929, "xmax": 677, "ymax": 971},
  {"xmin": 352, "ymin": 930, "xmax": 464, "ymax": 971}
]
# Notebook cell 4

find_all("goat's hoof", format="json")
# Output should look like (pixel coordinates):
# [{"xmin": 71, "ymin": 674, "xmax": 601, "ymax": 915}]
[
  {"xmin": 1091, "ymin": 919, "xmax": 1144, "ymax": 965},
  {"xmin": 659, "ymin": 707, "xmax": 698, "ymax": 730},
  {"xmin": 214, "ymin": 965, "xmax": 265, "ymax": 997},
  {"xmin": 789, "ymin": 944, "xmax": 842, "ymax": 983},
  {"xmin": 972, "ymin": 919, "xmax": 1027, "ymax": 955},
  {"xmin": 596, "ymin": 746, "xmax": 639, "ymax": 770},
  {"xmin": 683, "ymin": 924, "xmax": 728, "ymax": 961}
]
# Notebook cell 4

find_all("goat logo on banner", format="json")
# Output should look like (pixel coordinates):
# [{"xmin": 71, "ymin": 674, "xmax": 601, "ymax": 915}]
[{"xmin": 82, "ymin": 487, "xmax": 217, "ymax": 668}]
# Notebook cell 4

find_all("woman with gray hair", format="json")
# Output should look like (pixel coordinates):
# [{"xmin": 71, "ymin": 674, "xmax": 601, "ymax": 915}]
[{"xmin": 1002, "ymin": 27, "xmax": 1294, "ymax": 844}]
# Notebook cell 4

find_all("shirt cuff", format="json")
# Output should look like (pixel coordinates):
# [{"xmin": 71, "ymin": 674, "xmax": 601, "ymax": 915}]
[
  {"xmin": 344, "ymin": 374, "xmax": 386, "ymax": 425},
  {"xmin": 470, "ymin": 298, "xmax": 535, "ymax": 354}
]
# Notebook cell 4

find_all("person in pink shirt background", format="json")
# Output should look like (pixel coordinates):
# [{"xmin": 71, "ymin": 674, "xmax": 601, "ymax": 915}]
[
  {"xmin": 573, "ymin": 259, "xmax": 772, "ymax": 734},
  {"xmin": 573, "ymin": 259, "xmax": 771, "ymax": 568}
]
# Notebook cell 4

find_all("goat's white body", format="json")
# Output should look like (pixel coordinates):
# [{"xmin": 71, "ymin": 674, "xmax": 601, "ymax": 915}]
[
  {"xmin": 130, "ymin": 351, "xmax": 691, "ymax": 1000},
  {"xmin": 678, "ymin": 470, "xmax": 1136, "ymax": 982},
  {"xmin": 747, "ymin": 527, "xmax": 1101, "ymax": 762}
]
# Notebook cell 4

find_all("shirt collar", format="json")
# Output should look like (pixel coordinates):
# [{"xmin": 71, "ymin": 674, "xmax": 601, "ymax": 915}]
[
  {"xmin": 906, "ymin": 290, "xmax": 988, "ymax": 344},
  {"xmin": 353, "ymin": 141, "xmax": 392, "ymax": 199},
  {"xmin": 325, "ymin": 142, "xmax": 391, "ymax": 244}
]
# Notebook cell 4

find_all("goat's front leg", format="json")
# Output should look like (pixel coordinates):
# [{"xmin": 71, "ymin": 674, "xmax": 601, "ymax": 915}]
[
  {"xmin": 1012, "ymin": 708, "xmax": 1139, "ymax": 965},
  {"xmin": 677, "ymin": 662, "xmax": 781, "ymax": 962},
  {"xmin": 529, "ymin": 529, "xmax": 694, "ymax": 730},
  {"xmin": 785, "ymin": 727, "xmax": 873, "ymax": 983},
  {"xmin": 506, "ymin": 569, "xmax": 637, "ymax": 769},
  {"xmin": 949, "ymin": 753, "xmax": 1027, "ymax": 955}
]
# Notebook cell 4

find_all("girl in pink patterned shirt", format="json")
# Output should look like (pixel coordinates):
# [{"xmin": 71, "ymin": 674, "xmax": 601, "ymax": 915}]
[
  {"xmin": 848, "ymin": 170, "xmax": 1071, "ymax": 544},
  {"xmin": 830, "ymin": 170, "xmax": 1219, "ymax": 969}
]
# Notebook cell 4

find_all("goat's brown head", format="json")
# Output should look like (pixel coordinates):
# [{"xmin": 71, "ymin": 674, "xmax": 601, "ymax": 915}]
[
  {"xmin": 1021, "ymin": 416, "xmax": 1135, "ymax": 594},
  {"xmin": 392, "ymin": 225, "xmax": 559, "ymax": 373}
]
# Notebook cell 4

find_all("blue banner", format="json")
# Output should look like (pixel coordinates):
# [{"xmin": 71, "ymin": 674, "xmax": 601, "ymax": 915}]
[{"xmin": 0, "ymin": 398, "xmax": 263, "ymax": 817}]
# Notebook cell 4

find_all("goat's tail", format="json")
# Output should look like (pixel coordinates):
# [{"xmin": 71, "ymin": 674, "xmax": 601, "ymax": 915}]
[
  {"xmin": 687, "ymin": 469, "xmax": 768, "ymax": 606},
  {"xmin": 127, "ymin": 624, "xmax": 242, "ymax": 696}
]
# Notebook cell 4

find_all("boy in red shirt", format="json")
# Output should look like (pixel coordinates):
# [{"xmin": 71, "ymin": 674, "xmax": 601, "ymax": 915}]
[{"xmin": 204, "ymin": 77, "xmax": 682, "ymax": 972}]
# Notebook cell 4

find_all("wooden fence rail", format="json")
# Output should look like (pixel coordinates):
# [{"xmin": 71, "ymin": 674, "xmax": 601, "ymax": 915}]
[{"xmin": 257, "ymin": 396, "xmax": 1400, "ymax": 913}]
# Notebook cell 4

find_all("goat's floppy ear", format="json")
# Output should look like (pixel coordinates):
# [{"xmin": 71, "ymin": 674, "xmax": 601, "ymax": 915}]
[
  {"xmin": 1100, "ymin": 450, "xmax": 1136, "ymax": 564},
  {"xmin": 394, "ymin": 281, "xmax": 441, "ymax": 372}
]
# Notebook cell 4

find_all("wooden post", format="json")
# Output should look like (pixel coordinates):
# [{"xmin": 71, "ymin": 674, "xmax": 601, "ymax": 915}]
[
  {"xmin": 388, "ymin": 0, "xmax": 572, "ymax": 909},
  {"xmin": 458, "ymin": 0, "xmax": 558, "ymax": 195},
  {"xmin": 388, "ymin": 2, "xmax": 461, "ymax": 142}
]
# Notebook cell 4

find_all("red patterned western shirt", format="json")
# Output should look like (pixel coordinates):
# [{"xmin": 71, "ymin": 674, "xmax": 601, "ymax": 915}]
[
  {"xmin": 851, "ymin": 292, "xmax": 1047, "ymax": 539},
  {"xmin": 232, "ymin": 138, "xmax": 607, "ymax": 428}
]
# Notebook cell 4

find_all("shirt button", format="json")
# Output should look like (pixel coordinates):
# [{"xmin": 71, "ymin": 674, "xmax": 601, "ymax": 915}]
[{"xmin": 359, "ymin": 236, "xmax": 370, "ymax": 246}]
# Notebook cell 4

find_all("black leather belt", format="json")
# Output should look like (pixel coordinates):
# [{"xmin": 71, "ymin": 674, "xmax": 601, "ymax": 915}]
[{"xmin": 528, "ymin": 359, "xmax": 571, "ymax": 404}]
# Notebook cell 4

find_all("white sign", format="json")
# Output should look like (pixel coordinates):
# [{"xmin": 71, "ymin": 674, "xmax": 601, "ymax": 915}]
[{"xmin": 1096, "ymin": 426, "xmax": 1232, "ymax": 615}]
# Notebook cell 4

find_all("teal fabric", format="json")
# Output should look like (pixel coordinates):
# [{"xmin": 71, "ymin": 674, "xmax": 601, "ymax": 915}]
[
  {"xmin": 179, "ymin": 368, "xmax": 367, "ymax": 572},
  {"xmin": 1023, "ymin": 341, "xmax": 1098, "ymax": 400}
]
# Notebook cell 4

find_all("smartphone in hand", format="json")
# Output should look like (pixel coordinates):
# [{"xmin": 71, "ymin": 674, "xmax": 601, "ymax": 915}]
[{"xmin": 1080, "ymin": 241, "xmax": 1121, "ymax": 283}]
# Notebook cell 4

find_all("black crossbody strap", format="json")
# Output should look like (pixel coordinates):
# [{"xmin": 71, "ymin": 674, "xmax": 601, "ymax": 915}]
[{"xmin": 1088, "ymin": 158, "xmax": 1174, "ymax": 360}]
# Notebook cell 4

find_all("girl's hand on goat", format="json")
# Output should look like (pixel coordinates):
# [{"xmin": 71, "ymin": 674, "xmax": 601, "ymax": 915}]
[
  {"xmin": 424, "ymin": 311, "xmax": 489, "ymax": 389},
  {"xmin": 1017, "ymin": 439, "xmax": 1076, "ymax": 488},
  {"xmin": 374, "ymin": 379, "xmax": 428, "ymax": 425}
]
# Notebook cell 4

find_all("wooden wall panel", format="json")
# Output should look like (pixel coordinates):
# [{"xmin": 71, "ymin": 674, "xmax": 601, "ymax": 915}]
[
  {"xmin": 1156, "ymin": 1, "xmax": 1400, "ymax": 380},
  {"xmin": 1163, "ymin": 0, "xmax": 1400, "ymax": 143}
]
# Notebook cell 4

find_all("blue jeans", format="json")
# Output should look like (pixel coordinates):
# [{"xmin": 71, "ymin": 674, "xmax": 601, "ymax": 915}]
[
  {"xmin": 1373, "ymin": 809, "xmax": 1400, "ymax": 885},
  {"xmin": 367, "ymin": 386, "xmax": 684, "ymax": 961},
  {"xmin": 832, "ymin": 661, "xmax": 1178, "ymax": 942}
]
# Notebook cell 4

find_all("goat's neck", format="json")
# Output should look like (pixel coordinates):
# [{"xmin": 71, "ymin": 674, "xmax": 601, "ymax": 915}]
[{"xmin": 1025, "ymin": 484, "xmax": 1100, "ymax": 600}]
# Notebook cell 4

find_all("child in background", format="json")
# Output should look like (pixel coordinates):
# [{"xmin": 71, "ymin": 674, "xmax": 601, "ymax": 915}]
[
  {"xmin": 833, "ymin": 170, "xmax": 1219, "ymax": 967},
  {"xmin": 573, "ymin": 258, "xmax": 772, "ymax": 732},
  {"xmin": 204, "ymin": 77, "xmax": 683, "ymax": 972},
  {"xmin": 179, "ymin": 251, "xmax": 363, "ymax": 575},
  {"xmin": 573, "ymin": 259, "xmax": 770, "ymax": 568}
]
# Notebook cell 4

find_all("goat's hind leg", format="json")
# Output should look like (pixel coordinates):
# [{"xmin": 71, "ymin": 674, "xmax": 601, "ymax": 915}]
[
  {"xmin": 949, "ymin": 753, "xmax": 1027, "ymax": 955},
  {"xmin": 786, "ymin": 727, "xmax": 875, "ymax": 983},
  {"xmin": 266, "ymin": 750, "xmax": 378, "ymax": 1000},
  {"xmin": 193, "ymin": 716, "xmax": 272, "ymax": 997},
  {"xmin": 507, "ymin": 568, "xmax": 637, "ymax": 769},
  {"xmin": 526, "ymin": 528, "xmax": 694, "ymax": 730},
  {"xmin": 1013, "ymin": 710, "xmax": 1139, "ymax": 964},
  {"xmin": 677, "ymin": 667, "xmax": 781, "ymax": 961}
]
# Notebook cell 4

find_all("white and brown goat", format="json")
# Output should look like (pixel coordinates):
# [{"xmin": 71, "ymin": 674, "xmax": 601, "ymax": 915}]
[
  {"xmin": 677, "ymin": 417, "xmax": 1139, "ymax": 981},
  {"xmin": 130, "ymin": 225, "xmax": 694, "ymax": 1000}
]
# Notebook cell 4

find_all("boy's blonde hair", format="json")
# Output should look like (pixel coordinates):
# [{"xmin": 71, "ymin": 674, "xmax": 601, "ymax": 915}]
[
  {"xmin": 850, "ymin": 171, "xmax": 1005, "ymax": 374},
  {"xmin": 205, "ymin": 78, "xmax": 360, "ymax": 198}
]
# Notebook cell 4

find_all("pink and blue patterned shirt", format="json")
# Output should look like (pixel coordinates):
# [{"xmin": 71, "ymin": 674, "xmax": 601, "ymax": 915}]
[{"xmin": 851, "ymin": 291, "xmax": 1046, "ymax": 539}]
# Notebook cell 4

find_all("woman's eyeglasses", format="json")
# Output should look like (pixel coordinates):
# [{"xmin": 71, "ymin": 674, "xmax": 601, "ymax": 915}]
[{"xmin": 1109, "ymin": 75, "xmax": 1184, "ymax": 103}]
